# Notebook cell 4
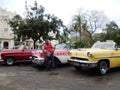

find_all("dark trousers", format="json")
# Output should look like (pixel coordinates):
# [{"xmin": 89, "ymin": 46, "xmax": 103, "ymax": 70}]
[{"xmin": 44, "ymin": 53, "xmax": 54, "ymax": 70}]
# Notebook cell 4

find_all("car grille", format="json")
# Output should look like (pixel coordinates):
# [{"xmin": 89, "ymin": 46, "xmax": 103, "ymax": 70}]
[
  {"xmin": 71, "ymin": 57, "xmax": 88, "ymax": 61},
  {"xmin": 32, "ymin": 56, "xmax": 38, "ymax": 59}
]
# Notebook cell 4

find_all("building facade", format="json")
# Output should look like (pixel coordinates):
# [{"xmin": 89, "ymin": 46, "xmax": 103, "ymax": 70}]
[{"xmin": 0, "ymin": 7, "xmax": 16, "ymax": 49}]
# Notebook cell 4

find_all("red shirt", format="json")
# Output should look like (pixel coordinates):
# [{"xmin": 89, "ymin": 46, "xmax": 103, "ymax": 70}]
[{"xmin": 44, "ymin": 43, "xmax": 53, "ymax": 54}]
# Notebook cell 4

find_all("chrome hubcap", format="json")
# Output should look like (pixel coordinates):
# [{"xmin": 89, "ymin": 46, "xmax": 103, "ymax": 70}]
[{"xmin": 100, "ymin": 62, "xmax": 108, "ymax": 74}]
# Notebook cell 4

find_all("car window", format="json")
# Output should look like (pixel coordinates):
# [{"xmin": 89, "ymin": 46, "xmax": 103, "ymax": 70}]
[
  {"xmin": 92, "ymin": 42, "xmax": 115, "ymax": 49},
  {"xmin": 55, "ymin": 43, "xmax": 70, "ymax": 49},
  {"xmin": 18, "ymin": 45, "xmax": 25, "ymax": 50}
]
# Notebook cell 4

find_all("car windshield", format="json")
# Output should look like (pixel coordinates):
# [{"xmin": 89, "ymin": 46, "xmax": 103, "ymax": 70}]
[
  {"xmin": 55, "ymin": 43, "xmax": 69, "ymax": 49},
  {"xmin": 18, "ymin": 45, "xmax": 25, "ymax": 50},
  {"xmin": 91, "ymin": 42, "xmax": 116, "ymax": 49}
]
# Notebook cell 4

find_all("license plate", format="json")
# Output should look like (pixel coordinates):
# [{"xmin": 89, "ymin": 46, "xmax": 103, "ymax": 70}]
[
  {"xmin": 81, "ymin": 64, "xmax": 88, "ymax": 67},
  {"xmin": 74, "ymin": 62, "xmax": 80, "ymax": 66}
]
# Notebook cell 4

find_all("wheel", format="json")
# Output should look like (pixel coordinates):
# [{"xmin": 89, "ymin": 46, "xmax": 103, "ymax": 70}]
[
  {"xmin": 74, "ymin": 66, "xmax": 82, "ymax": 71},
  {"xmin": 97, "ymin": 61, "xmax": 109, "ymax": 75},
  {"xmin": 5, "ymin": 57, "xmax": 15, "ymax": 66},
  {"xmin": 53, "ymin": 58, "xmax": 61, "ymax": 67}
]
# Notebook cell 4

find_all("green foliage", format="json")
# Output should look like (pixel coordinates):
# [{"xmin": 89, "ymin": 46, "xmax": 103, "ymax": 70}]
[
  {"xmin": 93, "ymin": 21, "xmax": 120, "ymax": 46},
  {"xmin": 26, "ymin": 2, "xmax": 65, "ymax": 44},
  {"xmin": 69, "ymin": 9, "xmax": 108, "ymax": 49},
  {"xmin": 9, "ymin": 1, "xmax": 67, "ymax": 48},
  {"xmin": 60, "ymin": 26, "xmax": 70, "ymax": 43},
  {"xmin": 106, "ymin": 21, "xmax": 119, "ymax": 31},
  {"xmin": 71, "ymin": 40, "xmax": 90, "ymax": 49},
  {"xmin": 9, "ymin": 15, "xmax": 27, "ymax": 41}
]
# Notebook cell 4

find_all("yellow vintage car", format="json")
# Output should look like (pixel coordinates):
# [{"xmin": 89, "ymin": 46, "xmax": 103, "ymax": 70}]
[{"xmin": 68, "ymin": 40, "xmax": 120, "ymax": 75}]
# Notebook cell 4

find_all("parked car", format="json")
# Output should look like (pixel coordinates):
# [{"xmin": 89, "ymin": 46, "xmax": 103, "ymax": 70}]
[
  {"xmin": 30, "ymin": 43, "xmax": 70, "ymax": 68},
  {"xmin": 68, "ymin": 40, "xmax": 120, "ymax": 75},
  {"xmin": 0, "ymin": 47, "xmax": 3, "ymax": 52},
  {"xmin": 0, "ymin": 45, "xmax": 41, "ymax": 66}
]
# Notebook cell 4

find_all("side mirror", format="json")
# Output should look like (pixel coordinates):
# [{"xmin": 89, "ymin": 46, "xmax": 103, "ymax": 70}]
[
  {"xmin": 115, "ymin": 46, "xmax": 118, "ymax": 50},
  {"xmin": 115, "ymin": 48, "xmax": 118, "ymax": 51}
]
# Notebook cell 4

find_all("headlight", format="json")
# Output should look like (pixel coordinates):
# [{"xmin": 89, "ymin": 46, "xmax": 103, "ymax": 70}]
[
  {"xmin": 0, "ymin": 53, "xmax": 1, "ymax": 59},
  {"xmin": 68, "ymin": 51, "xmax": 71, "ymax": 56},
  {"xmin": 32, "ymin": 56, "xmax": 39, "ymax": 60},
  {"xmin": 87, "ymin": 52, "xmax": 92, "ymax": 57}
]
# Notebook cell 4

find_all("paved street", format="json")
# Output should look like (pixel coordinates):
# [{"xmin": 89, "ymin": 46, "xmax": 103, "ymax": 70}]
[{"xmin": 0, "ymin": 63, "xmax": 120, "ymax": 90}]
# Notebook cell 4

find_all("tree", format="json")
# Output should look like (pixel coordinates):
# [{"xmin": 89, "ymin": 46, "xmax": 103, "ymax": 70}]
[
  {"xmin": 9, "ymin": 1, "xmax": 65, "ymax": 48},
  {"xmin": 104, "ymin": 21, "xmax": 120, "ymax": 45},
  {"xmin": 86, "ymin": 10, "xmax": 108, "ymax": 35},
  {"xmin": 69, "ymin": 10, "xmax": 92, "ymax": 47},
  {"xmin": 105, "ymin": 21, "xmax": 119, "ymax": 40},
  {"xmin": 9, "ymin": 15, "xmax": 27, "ymax": 42},
  {"xmin": 60, "ymin": 26, "xmax": 70, "ymax": 43},
  {"xmin": 26, "ymin": 1, "xmax": 65, "ymax": 48},
  {"xmin": 93, "ymin": 21, "xmax": 120, "ymax": 46},
  {"xmin": 69, "ymin": 9, "xmax": 108, "ymax": 47},
  {"xmin": 72, "ymin": 15, "xmax": 83, "ymax": 41},
  {"xmin": 106, "ymin": 21, "xmax": 119, "ymax": 33}
]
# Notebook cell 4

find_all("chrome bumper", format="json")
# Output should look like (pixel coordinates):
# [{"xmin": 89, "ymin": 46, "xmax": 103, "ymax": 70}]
[
  {"xmin": 0, "ymin": 59, "xmax": 4, "ymax": 64},
  {"xmin": 30, "ymin": 56, "xmax": 45, "ymax": 66},
  {"xmin": 0, "ymin": 59, "xmax": 4, "ymax": 62},
  {"xmin": 68, "ymin": 59, "xmax": 98, "ymax": 68}
]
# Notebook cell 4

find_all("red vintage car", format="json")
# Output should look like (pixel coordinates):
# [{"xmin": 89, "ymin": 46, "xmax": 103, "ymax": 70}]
[
  {"xmin": 30, "ymin": 43, "xmax": 70, "ymax": 67},
  {"xmin": 0, "ymin": 45, "xmax": 41, "ymax": 66}
]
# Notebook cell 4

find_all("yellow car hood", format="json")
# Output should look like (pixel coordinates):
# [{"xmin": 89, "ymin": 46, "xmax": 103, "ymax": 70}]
[{"xmin": 70, "ymin": 48, "xmax": 116, "ymax": 59}]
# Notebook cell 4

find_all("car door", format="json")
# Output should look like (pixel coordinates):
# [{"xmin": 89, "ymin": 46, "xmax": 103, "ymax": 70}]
[
  {"xmin": 109, "ymin": 49, "xmax": 120, "ymax": 68},
  {"xmin": 21, "ymin": 49, "xmax": 32, "ymax": 60},
  {"xmin": 54, "ymin": 49, "xmax": 69, "ymax": 63}
]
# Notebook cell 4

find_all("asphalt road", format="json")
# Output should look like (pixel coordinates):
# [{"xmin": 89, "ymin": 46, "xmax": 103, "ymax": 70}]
[{"xmin": 0, "ymin": 63, "xmax": 120, "ymax": 90}]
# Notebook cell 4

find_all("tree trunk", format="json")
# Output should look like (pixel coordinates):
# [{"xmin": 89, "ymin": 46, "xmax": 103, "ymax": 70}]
[{"xmin": 33, "ymin": 40, "xmax": 37, "ymax": 49}]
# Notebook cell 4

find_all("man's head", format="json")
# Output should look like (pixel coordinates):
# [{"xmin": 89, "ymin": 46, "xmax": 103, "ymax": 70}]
[{"xmin": 45, "ymin": 40, "xmax": 49, "ymax": 44}]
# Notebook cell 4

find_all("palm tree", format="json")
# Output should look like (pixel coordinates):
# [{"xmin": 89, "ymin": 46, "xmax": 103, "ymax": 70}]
[{"xmin": 72, "ymin": 15, "xmax": 82, "ymax": 41}]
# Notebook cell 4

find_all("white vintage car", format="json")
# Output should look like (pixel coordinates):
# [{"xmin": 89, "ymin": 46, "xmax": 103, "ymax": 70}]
[{"xmin": 30, "ymin": 43, "xmax": 70, "ymax": 67}]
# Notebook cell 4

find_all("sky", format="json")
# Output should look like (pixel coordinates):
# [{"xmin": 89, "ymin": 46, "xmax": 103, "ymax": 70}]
[{"xmin": 1, "ymin": 0, "xmax": 120, "ymax": 26}]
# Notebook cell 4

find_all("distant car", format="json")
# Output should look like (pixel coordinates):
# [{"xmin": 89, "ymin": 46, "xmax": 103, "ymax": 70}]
[
  {"xmin": 30, "ymin": 43, "xmax": 70, "ymax": 67},
  {"xmin": 12, "ymin": 46, "xmax": 19, "ymax": 49},
  {"xmin": 0, "ymin": 47, "xmax": 3, "ymax": 52},
  {"xmin": 0, "ymin": 45, "xmax": 41, "ymax": 66},
  {"xmin": 68, "ymin": 40, "xmax": 120, "ymax": 75}
]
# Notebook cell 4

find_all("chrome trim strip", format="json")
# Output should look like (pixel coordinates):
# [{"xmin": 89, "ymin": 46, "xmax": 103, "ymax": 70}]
[
  {"xmin": 69, "ymin": 59, "xmax": 98, "ymax": 64},
  {"xmin": 34, "ymin": 58, "xmax": 44, "ymax": 61},
  {"xmin": 95, "ymin": 56, "xmax": 120, "ymax": 59},
  {"xmin": 0, "ymin": 60, "xmax": 4, "ymax": 62}
]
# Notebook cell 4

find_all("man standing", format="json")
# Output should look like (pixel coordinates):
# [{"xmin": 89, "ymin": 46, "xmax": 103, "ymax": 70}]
[{"xmin": 43, "ymin": 40, "xmax": 54, "ymax": 71}]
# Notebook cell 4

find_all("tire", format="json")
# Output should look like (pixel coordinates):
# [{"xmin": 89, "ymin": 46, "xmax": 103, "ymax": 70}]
[
  {"xmin": 5, "ymin": 57, "xmax": 15, "ymax": 66},
  {"xmin": 74, "ymin": 66, "xmax": 82, "ymax": 71},
  {"xmin": 97, "ymin": 61, "xmax": 109, "ymax": 75},
  {"xmin": 53, "ymin": 58, "xmax": 61, "ymax": 67}
]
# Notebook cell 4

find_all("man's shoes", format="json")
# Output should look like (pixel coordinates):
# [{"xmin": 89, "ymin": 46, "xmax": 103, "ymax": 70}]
[
  {"xmin": 44, "ymin": 69, "xmax": 49, "ymax": 71},
  {"xmin": 44, "ymin": 68, "xmax": 55, "ymax": 71}
]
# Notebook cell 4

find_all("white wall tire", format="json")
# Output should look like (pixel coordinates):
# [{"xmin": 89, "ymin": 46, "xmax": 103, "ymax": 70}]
[
  {"xmin": 5, "ymin": 57, "xmax": 15, "ymax": 66},
  {"xmin": 97, "ymin": 61, "xmax": 109, "ymax": 75}
]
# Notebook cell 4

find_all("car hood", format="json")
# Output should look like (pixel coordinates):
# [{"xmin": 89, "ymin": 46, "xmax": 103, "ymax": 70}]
[
  {"xmin": 70, "ymin": 48, "xmax": 116, "ymax": 59},
  {"xmin": 31, "ymin": 50, "xmax": 42, "ymax": 55},
  {"xmin": 1, "ymin": 49, "xmax": 22, "ymax": 53},
  {"xmin": 1, "ymin": 49, "xmax": 35, "ymax": 54}
]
